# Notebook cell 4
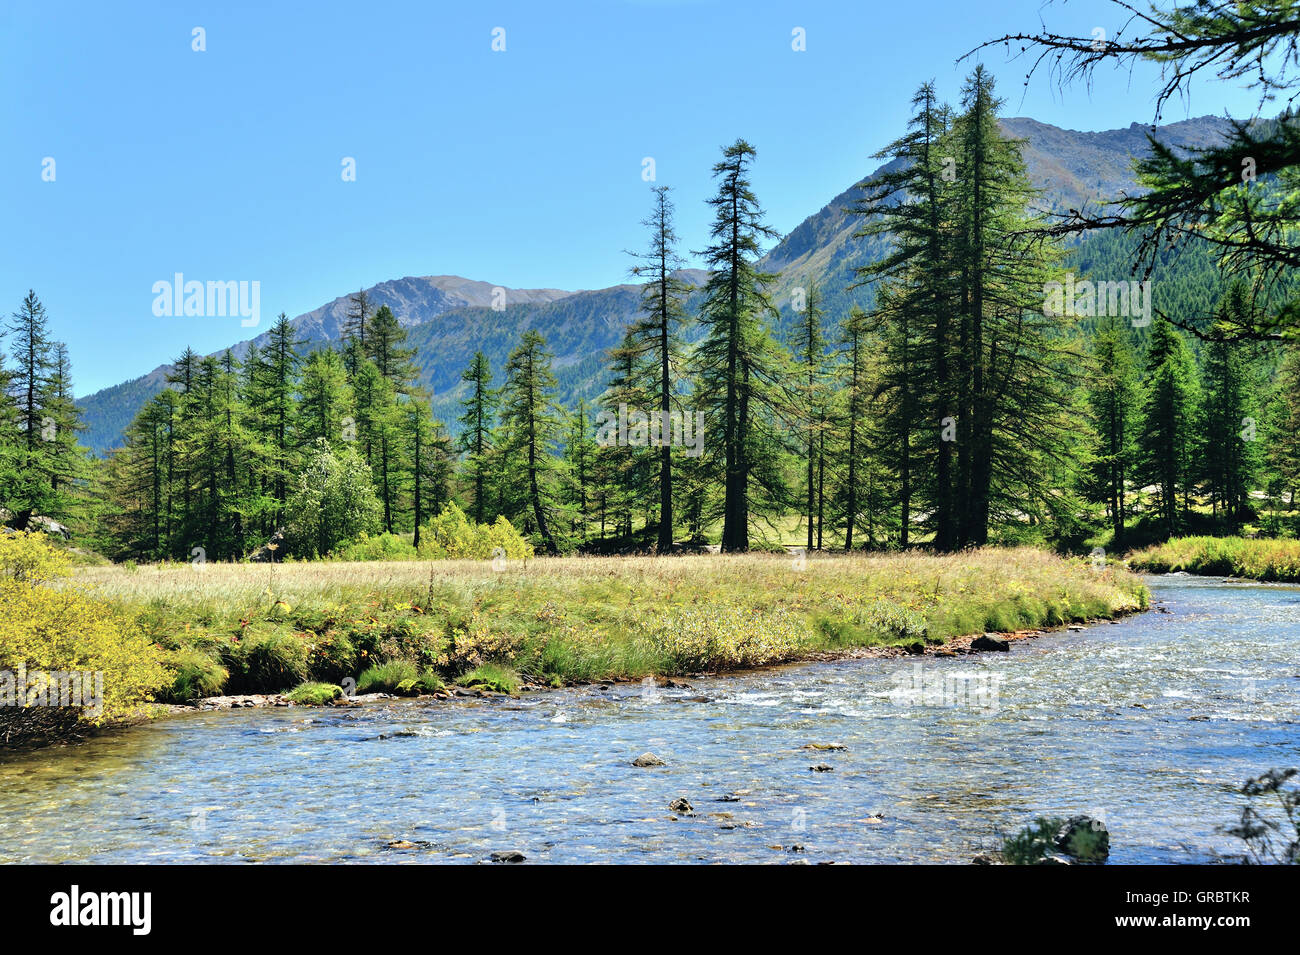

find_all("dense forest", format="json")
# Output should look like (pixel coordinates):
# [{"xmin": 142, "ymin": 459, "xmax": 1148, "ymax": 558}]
[{"xmin": 4, "ymin": 51, "xmax": 1298, "ymax": 562}]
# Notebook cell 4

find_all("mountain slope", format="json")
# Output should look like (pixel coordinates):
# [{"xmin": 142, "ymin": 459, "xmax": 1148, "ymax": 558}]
[
  {"xmin": 79, "ymin": 276, "xmax": 575, "ymax": 453},
  {"xmin": 759, "ymin": 115, "xmax": 1233, "ymax": 321},
  {"xmin": 78, "ymin": 115, "xmax": 1231, "ymax": 453}
]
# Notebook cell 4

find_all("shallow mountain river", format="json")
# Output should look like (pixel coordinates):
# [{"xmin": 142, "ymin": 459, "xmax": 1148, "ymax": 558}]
[{"xmin": 1, "ymin": 574, "xmax": 1296, "ymax": 864}]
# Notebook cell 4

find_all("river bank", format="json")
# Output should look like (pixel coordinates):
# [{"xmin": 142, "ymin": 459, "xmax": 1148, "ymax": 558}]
[
  {"xmin": 1, "ymin": 572, "xmax": 1291, "ymax": 864},
  {"xmin": 1128, "ymin": 536, "xmax": 1300, "ymax": 582},
  {"xmin": 71, "ymin": 548, "xmax": 1146, "ymax": 711},
  {"xmin": 161, "ymin": 613, "xmax": 1138, "ymax": 716}
]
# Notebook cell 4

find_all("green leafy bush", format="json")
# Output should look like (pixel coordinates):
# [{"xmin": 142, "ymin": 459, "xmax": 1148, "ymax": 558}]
[
  {"xmin": 160, "ymin": 647, "xmax": 229, "ymax": 702},
  {"xmin": 0, "ymin": 532, "xmax": 171, "ymax": 745},
  {"xmin": 648, "ymin": 606, "xmax": 808, "ymax": 672},
  {"xmin": 286, "ymin": 681, "xmax": 343, "ymax": 705},
  {"xmin": 416, "ymin": 668, "xmax": 446, "ymax": 694},
  {"xmin": 230, "ymin": 631, "xmax": 310, "ymax": 693},
  {"xmin": 285, "ymin": 439, "xmax": 383, "ymax": 558},
  {"xmin": 305, "ymin": 631, "xmax": 357, "ymax": 683},
  {"xmin": 456, "ymin": 663, "xmax": 520, "ymax": 695},
  {"xmin": 1001, "ymin": 816, "xmax": 1109, "ymax": 864},
  {"xmin": 332, "ymin": 532, "xmax": 417, "ymax": 562},
  {"xmin": 859, "ymin": 600, "xmax": 930, "ymax": 642},
  {"xmin": 1001, "ymin": 818, "xmax": 1062, "ymax": 865},
  {"xmin": 357, "ymin": 660, "xmax": 419, "ymax": 694},
  {"xmin": 417, "ymin": 503, "xmax": 533, "ymax": 560}
]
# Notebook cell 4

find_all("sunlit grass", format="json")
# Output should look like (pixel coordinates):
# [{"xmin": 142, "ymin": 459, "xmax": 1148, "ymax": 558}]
[
  {"xmin": 71, "ymin": 548, "xmax": 1148, "ymax": 695},
  {"xmin": 1129, "ymin": 536, "xmax": 1300, "ymax": 582}
]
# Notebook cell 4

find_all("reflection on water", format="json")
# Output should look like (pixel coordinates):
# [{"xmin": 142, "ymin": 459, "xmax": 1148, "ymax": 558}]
[{"xmin": 1, "ymin": 574, "xmax": 1296, "ymax": 864}]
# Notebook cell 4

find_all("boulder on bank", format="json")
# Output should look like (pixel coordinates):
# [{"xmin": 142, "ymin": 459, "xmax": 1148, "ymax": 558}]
[
  {"xmin": 971, "ymin": 634, "xmax": 1010, "ymax": 652},
  {"xmin": 1054, "ymin": 815, "xmax": 1109, "ymax": 862}
]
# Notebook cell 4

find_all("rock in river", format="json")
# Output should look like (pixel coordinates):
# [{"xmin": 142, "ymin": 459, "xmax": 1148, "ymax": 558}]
[
  {"xmin": 490, "ymin": 850, "xmax": 526, "ymax": 864},
  {"xmin": 971, "ymin": 634, "xmax": 1010, "ymax": 652},
  {"xmin": 632, "ymin": 752, "xmax": 666, "ymax": 767},
  {"xmin": 1054, "ymin": 814, "xmax": 1109, "ymax": 862}
]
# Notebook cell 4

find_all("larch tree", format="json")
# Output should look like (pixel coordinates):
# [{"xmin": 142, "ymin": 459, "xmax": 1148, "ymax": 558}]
[
  {"xmin": 501, "ymin": 330, "xmax": 563, "ymax": 555},
  {"xmin": 627, "ymin": 185, "xmax": 691, "ymax": 552},
  {"xmin": 692, "ymin": 139, "xmax": 784, "ymax": 551}
]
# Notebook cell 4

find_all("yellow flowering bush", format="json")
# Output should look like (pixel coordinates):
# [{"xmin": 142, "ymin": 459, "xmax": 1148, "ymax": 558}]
[
  {"xmin": 437, "ymin": 616, "xmax": 522, "ymax": 671},
  {"xmin": 0, "ymin": 532, "xmax": 171, "ymax": 731},
  {"xmin": 417, "ymin": 503, "xmax": 534, "ymax": 560},
  {"xmin": 649, "ymin": 605, "xmax": 809, "ymax": 672}
]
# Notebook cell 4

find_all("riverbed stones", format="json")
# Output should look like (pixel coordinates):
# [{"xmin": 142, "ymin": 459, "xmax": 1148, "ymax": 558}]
[
  {"xmin": 809, "ymin": 764, "xmax": 834, "ymax": 772},
  {"xmin": 971, "ymin": 634, "xmax": 1010, "ymax": 652},
  {"xmin": 490, "ymin": 850, "xmax": 526, "ymax": 864},
  {"xmin": 668, "ymin": 797, "xmax": 694, "ymax": 815},
  {"xmin": 632, "ymin": 752, "xmax": 666, "ymax": 767},
  {"xmin": 803, "ymin": 743, "xmax": 846, "ymax": 751}
]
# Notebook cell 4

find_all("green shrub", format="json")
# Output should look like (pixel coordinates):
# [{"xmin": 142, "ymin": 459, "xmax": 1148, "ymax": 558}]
[
  {"xmin": 0, "ymin": 532, "xmax": 171, "ymax": 740},
  {"xmin": 416, "ymin": 667, "xmax": 446, "ymax": 694},
  {"xmin": 306, "ymin": 631, "xmax": 357, "ymax": 683},
  {"xmin": 160, "ymin": 647, "xmax": 229, "ymax": 702},
  {"xmin": 859, "ymin": 600, "xmax": 930, "ymax": 643},
  {"xmin": 332, "ymin": 532, "xmax": 417, "ymax": 562},
  {"xmin": 417, "ymin": 503, "xmax": 533, "ymax": 560},
  {"xmin": 456, "ymin": 663, "xmax": 520, "ymax": 695},
  {"xmin": 1000, "ymin": 816, "xmax": 1109, "ymax": 864},
  {"xmin": 286, "ymin": 681, "xmax": 342, "ymax": 705},
  {"xmin": 232, "ymin": 631, "xmax": 310, "ymax": 693},
  {"xmin": 648, "ymin": 606, "xmax": 808, "ymax": 672},
  {"xmin": 1001, "ymin": 817, "xmax": 1062, "ymax": 865},
  {"xmin": 377, "ymin": 619, "xmax": 444, "ymax": 669},
  {"xmin": 357, "ymin": 659, "xmax": 419, "ymax": 694}
]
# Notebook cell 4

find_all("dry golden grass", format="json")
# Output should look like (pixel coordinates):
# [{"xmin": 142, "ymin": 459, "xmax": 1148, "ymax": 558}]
[
  {"xmin": 68, "ymin": 548, "xmax": 1148, "ymax": 692},
  {"xmin": 76, "ymin": 547, "xmax": 1146, "ymax": 637},
  {"xmin": 78, "ymin": 547, "xmax": 1127, "ymax": 601}
]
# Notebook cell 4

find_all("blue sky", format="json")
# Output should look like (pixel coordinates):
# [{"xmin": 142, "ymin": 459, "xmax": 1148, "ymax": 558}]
[{"xmin": 0, "ymin": 0, "xmax": 1273, "ymax": 395}]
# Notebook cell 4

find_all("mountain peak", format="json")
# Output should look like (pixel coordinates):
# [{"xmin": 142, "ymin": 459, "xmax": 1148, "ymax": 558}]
[{"xmin": 78, "ymin": 113, "xmax": 1233, "ymax": 455}]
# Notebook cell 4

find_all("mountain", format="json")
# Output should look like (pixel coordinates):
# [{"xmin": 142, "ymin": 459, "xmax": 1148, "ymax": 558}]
[
  {"xmin": 78, "ymin": 276, "xmax": 575, "ymax": 454},
  {"xmin": 77, "ymin": 115, "xmax": 1231, "ymax": 454},
  {"xmin": 759, "ymin": 115, "xmax": 1233, "ymax": 320}
]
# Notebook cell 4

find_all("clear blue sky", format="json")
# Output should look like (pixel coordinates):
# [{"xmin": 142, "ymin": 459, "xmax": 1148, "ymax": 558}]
[{"xmin": 0, "ymin": 0, "xmax": 1270, "ymax": 395}]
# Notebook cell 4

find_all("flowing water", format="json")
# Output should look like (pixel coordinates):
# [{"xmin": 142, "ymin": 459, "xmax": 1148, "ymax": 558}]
[{"xmin": 2, "ymin": 574, "xmax": 1297, "ymax": 864}]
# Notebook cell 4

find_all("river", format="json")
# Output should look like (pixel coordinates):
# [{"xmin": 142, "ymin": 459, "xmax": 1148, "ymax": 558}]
[{"xmin": 1, "ymin": 574, "xmax": 1296, "ymax": 864}]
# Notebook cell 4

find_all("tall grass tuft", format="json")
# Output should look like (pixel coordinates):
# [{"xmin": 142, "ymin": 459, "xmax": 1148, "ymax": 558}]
[{"xmin": 1129, "ymin": 536, "xmax": 1300, "ymax": 582}]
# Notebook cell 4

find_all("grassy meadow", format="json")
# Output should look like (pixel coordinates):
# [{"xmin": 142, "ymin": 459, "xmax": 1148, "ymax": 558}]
[
  {"xmin": 1128, "ymin": 536, "xmax": 1300, "ymax": 583},
  {"xmin": 69, "ymin": 548, "xmax": 1148, "ymax": 702}
]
